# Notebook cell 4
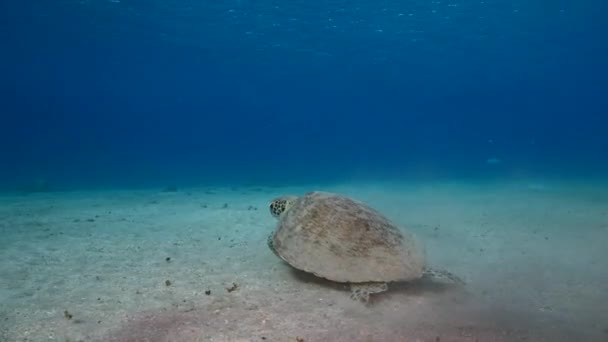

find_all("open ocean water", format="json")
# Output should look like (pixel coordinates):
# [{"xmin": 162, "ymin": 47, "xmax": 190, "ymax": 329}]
[{"xmin": 1, "ymin": 1, "xmax": 607, "ymax": 341}]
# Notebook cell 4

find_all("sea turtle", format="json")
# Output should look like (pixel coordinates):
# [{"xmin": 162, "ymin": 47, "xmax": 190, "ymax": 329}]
[{"xmin": 267, "ymin": 191, "xmax": 463, "ymax": 303}]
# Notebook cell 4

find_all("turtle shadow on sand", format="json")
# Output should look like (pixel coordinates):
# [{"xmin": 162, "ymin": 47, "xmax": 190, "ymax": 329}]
[{"xmin": 287, "ymin": 266, "xmax": 462, "ymax": 304}]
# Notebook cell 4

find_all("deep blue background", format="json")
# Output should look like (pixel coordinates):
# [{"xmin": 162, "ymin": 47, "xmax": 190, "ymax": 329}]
[{"xmin": 1, "ymin": 0, "xmax": 607, "ymax": 189}]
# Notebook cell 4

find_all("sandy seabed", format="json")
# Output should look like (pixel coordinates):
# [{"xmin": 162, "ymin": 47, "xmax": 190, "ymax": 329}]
[{"xmin": 0, "ymin": 179, "xmax": 607, "ymax": 342}]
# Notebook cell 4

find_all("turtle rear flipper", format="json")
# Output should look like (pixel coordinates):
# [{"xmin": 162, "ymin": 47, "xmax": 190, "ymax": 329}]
[
  {"xmin": 349, "ymin": 282, "xmax": 389, "ymax": 303},
  {"xmin": 422, "ymin": 267, "xmax": 465, "ymax": 285}
]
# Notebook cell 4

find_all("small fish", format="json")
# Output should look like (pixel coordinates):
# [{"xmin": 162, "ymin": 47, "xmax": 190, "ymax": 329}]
[{"xmin": 486, "ymin": 157, "xmax": 501, "ymax": 164}]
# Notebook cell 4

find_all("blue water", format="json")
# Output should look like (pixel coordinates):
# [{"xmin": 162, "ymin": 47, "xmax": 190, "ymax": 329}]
[{"xmin": 1, "ymin": 0, "xmax": 607, "ymax": 189}]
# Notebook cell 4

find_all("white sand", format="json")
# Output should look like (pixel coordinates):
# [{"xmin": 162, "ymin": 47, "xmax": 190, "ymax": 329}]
[{"xmin": 0, "ymin": 179, "xmax": 607, "ymax": 341}]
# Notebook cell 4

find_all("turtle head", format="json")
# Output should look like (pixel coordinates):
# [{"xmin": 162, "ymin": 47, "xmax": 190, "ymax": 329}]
[{"xmin": 269, "ymin": 195, "xmax": 298, "ymax": 219}]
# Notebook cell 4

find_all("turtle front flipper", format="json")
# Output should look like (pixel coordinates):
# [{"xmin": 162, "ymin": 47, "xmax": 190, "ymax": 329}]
[
  {"xmin": 422, "ymin": 267, "xmax": 465, "ymax": 285},
  {"xmin": 349, "ymin": 282, "xmax": 389, "ymax": 303},
  {"xmin": 267, "ymin": 232, "xmax": 280, "ymax": 257}
]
